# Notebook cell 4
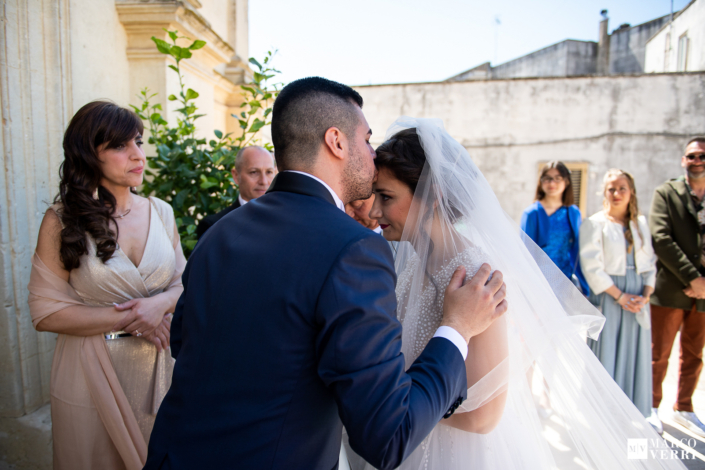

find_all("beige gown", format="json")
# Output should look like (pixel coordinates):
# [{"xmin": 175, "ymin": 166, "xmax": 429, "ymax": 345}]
[{"xmin": 27, "ymin": 197, "xmax": 186, "ymax": 470}]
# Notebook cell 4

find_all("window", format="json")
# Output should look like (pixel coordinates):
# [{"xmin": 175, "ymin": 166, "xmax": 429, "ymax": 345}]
[
  {"xmin": 537, "ymin": 162, "xmax": 589, "ymax": 216},
  {"xmin": 677, "ymin": 33, "xmax": 689, "ymax": 72}
]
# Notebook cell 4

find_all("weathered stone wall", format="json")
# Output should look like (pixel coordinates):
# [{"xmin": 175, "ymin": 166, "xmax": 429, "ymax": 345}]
[
  {"xmin": 609, "ymin": 15, "xmax": 670, "ymax": 74},
  {"xmin": 491, "ymin": 40, "xmax": 597, "ymax": 79},
  {"xmin": 354, "ymin": 73, "xmax": 705, "ymax": 222},
  {"xmin": 0, "ymin": 0, "xmax": 72, "ymax": 467}
]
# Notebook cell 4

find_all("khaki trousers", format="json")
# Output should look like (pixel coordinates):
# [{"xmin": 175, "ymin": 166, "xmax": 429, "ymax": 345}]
[{"xmin": 651, "ymin": 304, "xmax": 705, "ymax": 412}]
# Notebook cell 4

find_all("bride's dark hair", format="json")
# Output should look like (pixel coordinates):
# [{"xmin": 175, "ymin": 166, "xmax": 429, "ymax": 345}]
[
  {"xmin": 375, "ymin": 128, "xmax": 445, "ymax": 295},
  {"xmin": 375, "ymin": 128, "xmax": 463, "ymax": 220},
  {"xmin": 374, "ymin": 128, "xmax": 426, "ymax": 192},
  {"xmin": 54, "ymin": 100, "xmax": 143, "ymax": 271}
]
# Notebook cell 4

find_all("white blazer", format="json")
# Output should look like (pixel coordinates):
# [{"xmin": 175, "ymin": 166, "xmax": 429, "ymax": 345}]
[{"xmin": 579, "ymin": 212, "xmax": 657, "ymax": 295}]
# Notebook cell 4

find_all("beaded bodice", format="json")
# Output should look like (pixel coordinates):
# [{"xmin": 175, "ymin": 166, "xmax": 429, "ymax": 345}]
[{"xmin": 395, "ymin": 245, "xmax": 489, "ymax": 364}]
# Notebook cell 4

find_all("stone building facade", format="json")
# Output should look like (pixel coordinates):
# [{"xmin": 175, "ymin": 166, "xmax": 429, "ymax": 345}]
[
  {"xmin": 0, "ymin": 1, "xmax": 250, "ymax": 468},
  {"xmin": 448, "ymin": 13, "xmax": 672, "ymax": 81},
  {"xmin": 645, "ymin": 0, "xmax": 705, "ymax": 73},
  {"xmin": 355, "ymin": 73, "xmax": 705, "ymax": 224}
]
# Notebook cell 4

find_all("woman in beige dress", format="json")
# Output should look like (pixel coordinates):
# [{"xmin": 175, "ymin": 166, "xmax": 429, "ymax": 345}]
[{"xmin": 27, "ymin": 101, "xmax": 186, "ymax": 470}]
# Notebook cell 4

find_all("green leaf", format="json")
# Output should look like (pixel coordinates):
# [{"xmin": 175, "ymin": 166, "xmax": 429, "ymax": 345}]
[
  {"xmin": 249, "ymin": 57, "xmax": 262, "ymax": 70},
  {"xmin": 168, "ymin": 30, "xmax": 179, "ymax": 42},
  {"xmin": 150, "ymin": 112, "xmax": 163, "ymax": 123},
  {"xmin": 214, "ymin": 129, "xmax": 223, "ymax": 139},
  {"xmin": 169, "ymin": 45, "xmax": 183, "ymax": 58},
  {"xmin": 184, "ymin": 240, "xmax": 198, "ymax": 251},
  {"xmin": 168, "ymin": 94, "xmax": 178, "ymax": 101},
  {"xmin": 249, "ymin": 118, "xmax": 266, "ymax": 133},
  {"xmin": 263, "ymin": 108, "xmax": 272, "ymax": 117},
  {"xmin": 152, "ymin": 37, "xmax": 172, "ymax": 55},
  {"xmin": 168, "ymin": 65, "xmax": 179, "ymax": 73},
  {"xmin": 179, "ymin": 48, "xmax": 193, "ymax": 60},
  {"xmin": 174, "ymin": 189, "xmax": 189, "ymax": 208},
  {"xmin": 185, "ymin": 88, "xmax": 199, "ymax": 101},
  {"xmin": 186, "ymin": 224, "xmax": 197, "ymax": 235},
  {"xmin": 189, "ymin": 40, "xmax": 206, "ymax": 50}
]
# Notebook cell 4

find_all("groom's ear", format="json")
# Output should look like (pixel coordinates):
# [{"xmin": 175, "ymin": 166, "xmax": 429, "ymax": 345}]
[{"xmin": 322, "ymin": 126, "xmax": 347, "ymax": 162}]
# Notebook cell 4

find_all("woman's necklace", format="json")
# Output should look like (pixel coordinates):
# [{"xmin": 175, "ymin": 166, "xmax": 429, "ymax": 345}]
[
  {"xmin": 115, "ymin": 209, "xmax": 131, "ymax": 219},
  {"xmin": 115, "ymin": 198, "xmax": 133, "ymax": 219}
]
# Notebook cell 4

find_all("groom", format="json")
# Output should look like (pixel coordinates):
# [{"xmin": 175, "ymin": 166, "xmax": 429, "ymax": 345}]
[{"xmin": 145, "ymin": 77, "xmax": 507, "ymax": 470}]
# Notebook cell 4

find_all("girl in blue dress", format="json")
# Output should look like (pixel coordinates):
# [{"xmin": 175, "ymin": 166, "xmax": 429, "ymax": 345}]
[{"xmin": 520, "ymin": 161, "xmax": 589, "ymax": 295}]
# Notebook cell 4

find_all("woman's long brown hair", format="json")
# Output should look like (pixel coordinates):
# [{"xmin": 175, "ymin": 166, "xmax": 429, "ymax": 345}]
[
  {"xmin": 535, "ymin": 161, "xmax": 574, "ymax": 206},
  {"xmin": 54, "ymin": 100, "xmax": 143, "ymax": 271}
]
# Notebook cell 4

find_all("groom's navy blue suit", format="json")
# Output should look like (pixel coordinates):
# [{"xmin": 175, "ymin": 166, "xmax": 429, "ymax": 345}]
[{"xmin": 144, "ymin": 172, "xmax": 468, "ymax": 470}]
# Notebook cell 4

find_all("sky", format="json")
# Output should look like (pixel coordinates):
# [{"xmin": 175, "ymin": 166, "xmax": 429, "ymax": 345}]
[{"xmin": 249, "ymin": 0, "xmax": 691, "ymax": 87}]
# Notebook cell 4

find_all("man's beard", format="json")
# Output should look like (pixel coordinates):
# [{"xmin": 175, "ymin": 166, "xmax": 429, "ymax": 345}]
[
  {"xmin": 342, "ymin": 142, "xmax": 373, "ymax": 203},
  {"xmin": 687, "ymin": 166, "xmax": 705, "ymax": 180}
]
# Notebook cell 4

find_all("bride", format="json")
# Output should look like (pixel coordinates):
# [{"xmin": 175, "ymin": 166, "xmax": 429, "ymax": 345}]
[{"xmin": 345, "ymin": 117, "xmax": 686, "ymax": 469}]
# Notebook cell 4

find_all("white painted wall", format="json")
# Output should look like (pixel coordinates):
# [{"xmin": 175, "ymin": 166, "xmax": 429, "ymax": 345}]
[
  {"xmin": 645, "ymin": 0, "xmax": 705, "ymax": 73},
  {"xmin": 197, "ymin": 0, "xmax": 231, "ymax": 44},
  {"xmin": 354, "ymin": 73, "xmax": 705, "ymax": 222},
  {"xmin": 69, "ymin": 0, "xmax": 130, "ymax": 109}
]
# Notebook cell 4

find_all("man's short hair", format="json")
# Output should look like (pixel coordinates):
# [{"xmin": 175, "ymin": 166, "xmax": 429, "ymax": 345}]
[
  {"xmin": 234, "ymin": 145, "xmax": 271, "ymax": 172},
  {"xmin": 686, "ymin": 136, "xmax": 705, "ymax": 152},
  {"xmin": 271, "ymin": 77, "xmax": 363, "ymax": 171}
]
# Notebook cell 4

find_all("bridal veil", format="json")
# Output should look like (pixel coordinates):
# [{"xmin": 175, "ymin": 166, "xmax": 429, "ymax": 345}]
[{"xmin": 384, "ymin": 116, "xmax": 685, "ymax": 469}]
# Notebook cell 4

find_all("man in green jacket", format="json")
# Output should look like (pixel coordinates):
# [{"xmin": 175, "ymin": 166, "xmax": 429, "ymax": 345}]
[{"xmin": 650, "ymin": 136, "xmax": 705, "ymax": 437}]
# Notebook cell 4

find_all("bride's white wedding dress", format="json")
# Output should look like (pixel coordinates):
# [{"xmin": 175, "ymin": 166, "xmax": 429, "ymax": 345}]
[
  {"xmin": 344, "ymin": 117, "xmax": 685, "ymax": 470},
  {"xmin": 391, "ymin": 248, "xmax": 554, "ymax": 470}
]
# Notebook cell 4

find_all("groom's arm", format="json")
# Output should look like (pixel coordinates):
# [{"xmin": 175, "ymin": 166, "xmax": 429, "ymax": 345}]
[
  {"xmin": 169, "ymin": 261, "xmax": 191, "ymax": 359},
  {"xmin": 316, "ymin": 233, "xmax": 467, "ymax": 470}
]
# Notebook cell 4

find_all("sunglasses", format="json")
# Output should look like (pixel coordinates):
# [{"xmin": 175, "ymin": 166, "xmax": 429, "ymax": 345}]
[
  {"xmin": 686, "ymin": 153, "xmax": 705, "ymax": 162},
  {"xmin": 540, "ymin": 175, "xmax": 565, "ymax": 184}
]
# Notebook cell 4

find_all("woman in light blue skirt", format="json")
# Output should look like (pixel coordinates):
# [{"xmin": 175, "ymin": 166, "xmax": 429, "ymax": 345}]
[{"xmin": 580, "ymin": 169, "xmax": 657, "ymax": 422}]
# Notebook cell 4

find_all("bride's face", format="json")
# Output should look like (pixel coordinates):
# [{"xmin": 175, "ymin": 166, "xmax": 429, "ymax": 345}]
[{"xmin": 369, "ymin": 167, "xmax": 414, "ymax": 241}]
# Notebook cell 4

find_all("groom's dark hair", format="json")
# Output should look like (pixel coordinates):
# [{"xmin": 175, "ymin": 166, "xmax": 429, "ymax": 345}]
[{"xmin": 272, "ymin": 77, "xmax": 363, "ymax": 171}]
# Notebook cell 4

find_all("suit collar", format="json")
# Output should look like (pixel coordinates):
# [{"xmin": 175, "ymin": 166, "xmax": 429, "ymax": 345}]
[
  {"xmin": 669, "ymin": 178, "xmax": 698, "ymax": 221},
  {"xmin": 267, "ymin": 171, "xmax": 338, "ymax": 207}
]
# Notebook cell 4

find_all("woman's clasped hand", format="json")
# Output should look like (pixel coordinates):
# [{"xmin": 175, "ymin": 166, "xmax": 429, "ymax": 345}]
[{"xmin": 112, "ymin": 297, "xmax": 173, "ymax": 351}]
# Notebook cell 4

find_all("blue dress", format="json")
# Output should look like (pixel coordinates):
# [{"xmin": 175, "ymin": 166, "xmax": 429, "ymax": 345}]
[
  {"xmin": 520, "ymin": 201, "xmax": 589, "ymax": 295},
  {"xmin": 588, "ymin": 248, "xmax": 652, "ymax": 417},
  {"xmin": 542, "ymin": 207, "xmax": 573, "ymax": 279}
]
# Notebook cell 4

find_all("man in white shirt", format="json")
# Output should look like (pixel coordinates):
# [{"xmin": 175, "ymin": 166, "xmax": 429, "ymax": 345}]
[{"xmin": 196, "ymin": 146, "xmax": 276, "ymax": 239}]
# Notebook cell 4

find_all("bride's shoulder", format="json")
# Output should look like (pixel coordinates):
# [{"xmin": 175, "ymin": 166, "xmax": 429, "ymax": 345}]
[{"xmin": 435, "ymin": 245, "xmax": 490, "ymax": 285}]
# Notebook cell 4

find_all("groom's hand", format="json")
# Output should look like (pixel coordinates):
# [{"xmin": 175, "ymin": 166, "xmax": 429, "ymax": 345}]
[{"xmin": 441, "ymin": 264, "xmax": 507, "ymax": 343}]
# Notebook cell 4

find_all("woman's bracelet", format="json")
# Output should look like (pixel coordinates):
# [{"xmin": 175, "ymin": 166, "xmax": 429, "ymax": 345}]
[{"xmin": 615, "ymin": 292, "xmax": 624, "ymax": 302}]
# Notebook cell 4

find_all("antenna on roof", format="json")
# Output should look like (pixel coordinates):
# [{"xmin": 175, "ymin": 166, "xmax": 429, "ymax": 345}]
[
  {"xmin": 494, "ymin": 15, "xmax": 501, "ymax": 65},
  {"xmin": 600, "ymin": 9, "xmax": 609, "ymax": 19}
]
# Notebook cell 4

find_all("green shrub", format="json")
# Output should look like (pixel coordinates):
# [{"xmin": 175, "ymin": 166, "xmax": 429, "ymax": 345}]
[{"xmin": 131, "ymin": 30, "xmax": 280, "ymax": 257}]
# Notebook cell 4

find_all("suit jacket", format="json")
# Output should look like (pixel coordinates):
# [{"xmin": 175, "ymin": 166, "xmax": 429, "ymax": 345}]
[
  {"xmin": 649, "ymin": 178, "xmax": 705, "ymax": 311},
  {"xmin": 195, "ymin": 198, "xmax": 241, "ymax": 240},
  {"xmin": 145, "ymin": 172, "xmax": 468, "ymax": 470},
  {"xmin": 520, "ymin": 201, "xmax": 590, "ymax": 295}
]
